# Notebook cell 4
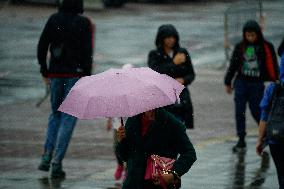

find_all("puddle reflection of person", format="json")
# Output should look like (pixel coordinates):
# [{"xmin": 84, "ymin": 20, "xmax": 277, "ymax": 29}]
[
  {"xmin": 230, "ymin": 150, "xmax": 270, "ymax": 189},
  {"xmin": 38, "ymin": 177, "xmax": 65, "ymax": 189}
]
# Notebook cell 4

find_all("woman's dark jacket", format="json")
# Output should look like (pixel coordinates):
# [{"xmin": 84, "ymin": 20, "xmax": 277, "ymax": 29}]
[
  {"xmin": 37, "ymin": 0, "xmax": 94, "ymax": 78},
  {"xmin": 147, "ymin": 25, "xmax": 195, "ymax": 128},
  {"xmin": 116, "ymin": 108, "xmax": 197, "ymax": 189},
  {"xmin": 224, "ymin": 20, "xmax": 279, "ymax": 86},
  {"xmin": 148, "ymin": 48, "xmax": 195, "ymax": 86}
]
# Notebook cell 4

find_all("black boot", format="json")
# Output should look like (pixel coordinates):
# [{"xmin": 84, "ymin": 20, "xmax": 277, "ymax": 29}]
[
  {"xmin": 232, "ymin": 138, "xmax": 246, "ymax": 153},
  {"xmin": 51, "ymin": 163, "xmax": 66, "ymax": 179},
  {"xmin": 38, "ymin": 153, "xmax": 52, "ymax": 171}
]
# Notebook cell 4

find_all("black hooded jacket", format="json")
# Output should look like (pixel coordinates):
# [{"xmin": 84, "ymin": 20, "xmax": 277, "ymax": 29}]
[
  {"xmin": 147, "ymin": 24, "xmax": 195, "ymax": 86},
  {"xmin": 224, "ymin": 20, "xmax": 279, "ymax": 86},
  {"xmin": 278, "ymin": 38, "xmax": 284, "ymax": 57},
  {"xmin": 37, "ymin": 0, "xmax": 94, "ymax": 77}
]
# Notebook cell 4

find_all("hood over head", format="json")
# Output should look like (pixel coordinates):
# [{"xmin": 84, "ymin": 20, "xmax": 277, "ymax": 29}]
[
  {"xmin": 242, "ymin": 20, "xmax": 264, "ymax": 44},
  {"xmin": 155, "ymin": 24, "xmax": 180, "ymax": 50},
  {"xmin": 59, "ymin": 0, "xmax": 84, "ymax": 14}
]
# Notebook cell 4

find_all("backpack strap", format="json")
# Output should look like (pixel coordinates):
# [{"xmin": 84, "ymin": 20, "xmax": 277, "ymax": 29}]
[{"xmin": 268, "ymin": 82, "xmax": 283, "ymax": 112}]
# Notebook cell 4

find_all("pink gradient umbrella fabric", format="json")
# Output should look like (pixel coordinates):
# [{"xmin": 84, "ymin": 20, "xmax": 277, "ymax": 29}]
[{"xmin": 58, "ymin": 67, "xmax": 184, "ymax": 119}]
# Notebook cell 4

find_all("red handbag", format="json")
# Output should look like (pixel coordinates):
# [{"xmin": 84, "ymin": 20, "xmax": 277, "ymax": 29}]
[{"xmin": 144, "ymin": 154, "xmax": 178, "ymax": 189}]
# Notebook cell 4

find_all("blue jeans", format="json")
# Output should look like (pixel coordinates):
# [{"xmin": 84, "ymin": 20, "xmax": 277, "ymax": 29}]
[
  {"xmin": 44, "ymin": 78, "xmax": 79, "ymax": 163},
  {"xmin": 233, "ymin": 78, "xmax": 264, "ymax": 139}
]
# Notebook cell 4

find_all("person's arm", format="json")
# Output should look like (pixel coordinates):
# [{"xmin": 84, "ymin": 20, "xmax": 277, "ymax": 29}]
[
  {"xmin": 256, "ymin": 83, "xmax": 275, "ymax": 155},
  {"xmin": 162, "ymin": 112, "xmax": 196, "ymax": 177},
  {"xmin": 148, "ymin": 50, "xmax": 183, "ymax": 75},
  {"xmin": 256, "ymin": 121, "xmax": 267, "ymax": 156},
  {"xmin": 115, "ymin": 118, "xmax": 134, "ymax": 161},
  {"xmin": 156, "ymin": 111, "xmax": 196, "ymax": 185},
  {"xmin": 178, "ymin": 49, "xmax": 195, "ymax": 86},
  {"xmin": 37, "ymin": 16, "xmax": 53, "ymax": 78},
  {"xmin": 82, "ymin": 17, "xmax": 94, "ymax": 76},
  {"xmin": 172, "ymin": 124, "xmax": 196, "ymax": 177},
  {"xmin": 224, "ymin": 44, "xmax": 241, "ymax": 91}
]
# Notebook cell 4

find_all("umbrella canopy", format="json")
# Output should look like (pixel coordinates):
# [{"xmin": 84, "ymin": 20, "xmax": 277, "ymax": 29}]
[{"xmin": 58, "ymin": 67, "xmax": 184, "ymax": 119}]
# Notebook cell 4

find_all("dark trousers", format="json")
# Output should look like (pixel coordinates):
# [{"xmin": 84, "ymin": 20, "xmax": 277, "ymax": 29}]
[
  {"xmin": 233, "ymin": 79, "xmax": 264, "ymax": 139},
  {"xmin": 269, "ymin": 144, "xmax": 284, "ymax": 189}
]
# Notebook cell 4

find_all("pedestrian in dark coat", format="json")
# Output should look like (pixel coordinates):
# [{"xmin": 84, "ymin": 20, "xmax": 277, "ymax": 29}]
[
  {"xmin": 224, "ymin": 20, "xmax": 279, "ymax": 152},
  {"xmin": 37, "ymin": 0, "xmax": 94, "ymax": 178},
  {"xmin": 256, "ymin": 38, "xmax": 284, "ymax": 189},
  {"xmin": 116, "ymin": 108, "xmax": 197, "ymax": 189},
  {"xmin": 147, "ymin": 24, "xmax": 195, "ymax": 129}
]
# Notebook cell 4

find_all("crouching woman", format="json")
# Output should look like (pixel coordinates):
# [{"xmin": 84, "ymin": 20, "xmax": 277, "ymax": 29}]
[{"xmin": 116, "ymin": 108, "xmax": 197, "ymax": 189}]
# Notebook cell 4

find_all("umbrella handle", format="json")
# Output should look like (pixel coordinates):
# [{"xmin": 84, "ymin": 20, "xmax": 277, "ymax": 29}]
[{"xmin": 120, "ymin": 117, "xmax": 124, "ymax": 127}]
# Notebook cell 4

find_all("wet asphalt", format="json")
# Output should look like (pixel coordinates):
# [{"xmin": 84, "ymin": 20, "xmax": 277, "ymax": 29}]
[{"xmin": 0, "ymin": 0, "xmax": 283, "ymax": 188}]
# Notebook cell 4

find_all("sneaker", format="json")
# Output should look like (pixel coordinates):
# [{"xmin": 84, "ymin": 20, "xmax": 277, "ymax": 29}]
[
  {"xmin": 51, "ymin": 163, "xmax": 66, "ymax": 179},
  {"xmin": 232, "ymin": 139, "xmax": 246, "ymax": 153},
  {"xmin": 38, "ymin": 154, "xmax": 52, "ymax": 171},
  {"xmin": 114, "ymin": 164, "xmax": 124, "ymax": 180}
]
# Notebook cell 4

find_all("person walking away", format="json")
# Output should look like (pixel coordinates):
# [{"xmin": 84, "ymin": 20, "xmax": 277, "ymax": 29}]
[
  {"xmin": 256, "ymin": 38, "xmax": 284, "ymax": 189},
  {"xmin": 147, "ymin": 24, "xmax": 195, "ymax": 129},
  {"xmin": 224, "ymin": 20, "xmax": 279, "ymax": 152},
  {"xmin": 116, "ymin": 108, "xmax": 197, "ymax": 189},
  {"xmin": 37, "ymin": 0, "xmax": 94, "ymax": 178}
]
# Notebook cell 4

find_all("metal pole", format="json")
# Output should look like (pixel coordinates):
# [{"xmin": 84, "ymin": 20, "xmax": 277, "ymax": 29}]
[
  {"xmin": 259, "ymin": 0, "xmax": 263, "ymax": 17},
  {"xmin": 258, "ymin": 0, "xmax": 265, "ymax": 31}
]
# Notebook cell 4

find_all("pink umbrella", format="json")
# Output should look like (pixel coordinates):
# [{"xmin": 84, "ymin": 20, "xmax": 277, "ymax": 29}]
[{"xmin": 58, "ymin": 67, "xmax": 184, "ymax": 120}]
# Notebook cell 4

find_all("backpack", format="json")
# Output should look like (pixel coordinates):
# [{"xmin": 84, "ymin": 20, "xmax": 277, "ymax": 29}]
[{"xmin": 266, "ymin": 83, "xmax": 284, "ymax": 143}]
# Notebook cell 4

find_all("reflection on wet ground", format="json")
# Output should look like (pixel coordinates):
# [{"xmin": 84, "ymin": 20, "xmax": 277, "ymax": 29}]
[
  {"xmin": 186, "ymin": 136, "xmax": 277, "ymax": 189},
  {"xmin": 38, "ymin": 177, "xmax": 65, "ymax": 189},
  {"xmin": 38, "ymin": 177, "xmax": 123, "ymax": 189},
  {"xmin": 232, "ymin": 150, "xmax": 270, "ymax": 189}
]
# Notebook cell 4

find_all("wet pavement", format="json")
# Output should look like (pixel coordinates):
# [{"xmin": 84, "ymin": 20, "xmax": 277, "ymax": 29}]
[
  {"xmin": 0, "ymin": 0, "xmax": 283, "ymax": 188},
  {"xmin": 0, "ymin": 69, "xmax": 280, "ymax": 189},
  {"xmin": 0, "ymin": 0, "xmax": 283, "ymax": 105}
]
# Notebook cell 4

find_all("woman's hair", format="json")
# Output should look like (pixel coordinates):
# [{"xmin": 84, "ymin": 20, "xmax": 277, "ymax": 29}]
[
  {"xmin": 155, "ymin": 24, "xmax": 180, "ymax": 50},
  {"xmin": 59, "ymin": 0, "xmax": 84, "ymax": 14},
  {"xmin": 242, "ymin": 20, "xmax": 264, "ymax": 44}
]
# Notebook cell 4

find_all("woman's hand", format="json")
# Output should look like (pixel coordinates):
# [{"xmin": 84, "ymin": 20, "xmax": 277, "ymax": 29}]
[
  {"xmin": 256, "ymin": 139, "xmax": 264, "ymax": 156},
  {"xmin": 225, "ymin": 85, "xmax": 233, "ymax": 94},
  {"xmin": 173, "ymin": 53, "xmax": 186, "ymax": 65},
  {"xmin": 42, "ymin": 76, "xmax": 50, "ymax": 85},
  {"xmin": 153, "ymin": 173, "xmax": 174, "ymax": 185},
  {"xmin": 117, "ymin": 126, "xmax": 126, "ymax": 143},
  {"xmin": 175, "ymin": 78, "xmax": 185, "ymax": 85},
  {"xmin": 256, "ymin": 121, "xmax": 267, "ymax": 156}
]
